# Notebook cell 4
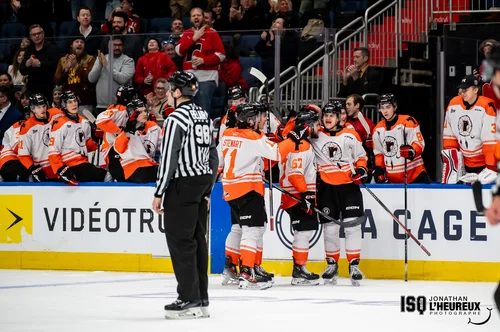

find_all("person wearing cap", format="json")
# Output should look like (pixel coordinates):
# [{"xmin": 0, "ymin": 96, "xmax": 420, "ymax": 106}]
[
  {"xmin": 134, "ymin": 38, "xmax": 177, "ymax": 97},
  {"xmin": 54, "ymin": 36, "xmax": 96, "ymax": 115},
  {"xmin": 443, "ymin": 74, "xmax": 498, "ymax": 181},
  {"xmin": 162, "ymin": 39, "xmax": 183, "ymax": 71},
  {"xmin": 102, "ymin": 0, "xmax": 141, "ymax": 34}
]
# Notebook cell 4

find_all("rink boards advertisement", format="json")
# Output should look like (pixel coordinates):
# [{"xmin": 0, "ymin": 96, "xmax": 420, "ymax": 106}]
[{"xmin": 0, "ymin": 183, "xmax": 499, "ymax": 281}]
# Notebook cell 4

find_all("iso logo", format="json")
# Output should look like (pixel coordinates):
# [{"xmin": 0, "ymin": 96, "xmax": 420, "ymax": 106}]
[{"xmin": 275, "ymin": 208, "xmax": 322, "ymax": 250}]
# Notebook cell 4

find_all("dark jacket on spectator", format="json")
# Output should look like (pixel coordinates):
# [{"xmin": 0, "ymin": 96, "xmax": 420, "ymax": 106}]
[
  {"xmin": 0, "ymin": 104, "xmax": 23, "ymax": 144},
  {"xmin": 214, "ymin": 13, "xmax": 231, "ymax": 32},
  {"xmin": 230, "ymin": 6, "xmax": 266, "ymax": 31},
  {"xmin": 338, "ymin": 65, "xmax": 383, "ymax": 98},
  {"xmin": 14, "ymin": 0, "xmax": 55, "ymax": 36},
  {"xmin": 100, "ymin": 35, "xmax": 143, "ymax": 64},
  {"xmin": 64, "ymin": 23, "xmax": 103, "ymax": 57},
  {"xmin": 255, "ymin": 30, "xmax": 299, "ymax": 79},
  {"xmin": 19, "ymin": 40, "xmax": 60, "ymax": 100}
]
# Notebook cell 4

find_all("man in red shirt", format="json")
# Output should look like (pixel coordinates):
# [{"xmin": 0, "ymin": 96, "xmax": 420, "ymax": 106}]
[{"xmin": 175, "ymin": 7, "xmax": 226, "ymax": 118}]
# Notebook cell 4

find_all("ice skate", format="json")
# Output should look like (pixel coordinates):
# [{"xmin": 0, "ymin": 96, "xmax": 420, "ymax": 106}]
[
  {"xmin": 221, "ymin": 256, "xmax": 239, "ymax": 285},
  {"xmin": 164, "ymin": 299, "xmax": 203, "ymax": 320},
  {"xmin": 201, "ymin": 299, "xmax": 210, "ymax": 318},
  {"xmin": 349, "ymin": 258, "xmax": 364, "ymax": 287},
  {"xmin": 291, "ymin": 263, "xmax": 320, "ymax": 286},
  {"xmin": 238, "ymin": 266, "xmax": 272, "ymax": 290},
  {"xmin": 321, "ymin": 258, "xmax": 338, "ymax": 285},
  {"xmin": 254, "ymin": 264, "xmax": 274, "ymax": 284}
]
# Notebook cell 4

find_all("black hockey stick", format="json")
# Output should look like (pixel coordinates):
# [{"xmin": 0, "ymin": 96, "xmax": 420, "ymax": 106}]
[
  {"xmin": 403, "ymin": 126, "xmax": 408, "ymax": 282},
  {"xmin": 360, "ymin": 182, "xmax": 431, "ymax": 256},
  {"xmin": 263, "ymin": 179, "xmax": 365, "ymax": 228},
  {"xmin": 250, "ymin": 67, "xmax": 275, "ymax": 231},
  {"xmin": 472, "ymin": 181, "xmax": 486, "ymax": 213}
]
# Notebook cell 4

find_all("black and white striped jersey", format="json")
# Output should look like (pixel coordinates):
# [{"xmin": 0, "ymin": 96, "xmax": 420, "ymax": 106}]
[{"xmin": 154, "ymin": 101, "xmax": 215, "ymax": 197}]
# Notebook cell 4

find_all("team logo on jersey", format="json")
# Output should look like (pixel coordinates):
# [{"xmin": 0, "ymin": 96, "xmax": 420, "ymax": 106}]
[
  {"xmin": 383, "ymin": 136, "xmax": 398, "ymax": 157},
  {"xmin": 458, "ymin": 115, "xmax": 472, "ymax": 137},
  {"xmin": 42, "ymin": 127, "xmax": 50, "ymax": 147},
  {"xmin": 75, "ymin": 127, "xmax": 86, "ymax": 147},
  {"xmin": 275, "ymin": 208, "xmax": 322, "ymax": 251},
  {"xmin": 143, "ymin": 139, "xmax": 156, "ymax": 155},
  {"xmin": 321, "ymin": 142, "xmax": 342, "ymax": 162}
]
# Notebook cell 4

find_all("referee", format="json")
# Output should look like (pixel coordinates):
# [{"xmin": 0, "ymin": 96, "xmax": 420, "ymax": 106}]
[{"xmin": 152, "ymin": 71, "xmax": 218, "ymax": 320}]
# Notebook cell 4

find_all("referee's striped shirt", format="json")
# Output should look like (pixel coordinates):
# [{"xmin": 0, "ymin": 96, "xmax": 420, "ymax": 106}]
[{"xmin": 154, "ymin": 101, "xmax": 216, "ymax": 197}]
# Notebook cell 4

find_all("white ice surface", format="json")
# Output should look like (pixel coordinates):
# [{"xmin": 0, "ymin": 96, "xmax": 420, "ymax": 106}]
[{"xmin": 0, "ymin": 270, "xmax": 498, "ymax": 332}]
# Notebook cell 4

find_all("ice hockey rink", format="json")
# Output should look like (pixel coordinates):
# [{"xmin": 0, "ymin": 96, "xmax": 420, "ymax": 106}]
[{"xmin": 0, "ymin": 270, "xmax": 498, "ymax": 332}]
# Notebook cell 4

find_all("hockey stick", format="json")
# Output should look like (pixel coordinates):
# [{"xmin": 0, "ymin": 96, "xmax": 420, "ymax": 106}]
[
  {"xmin": 472, "ymin": 181, "xmax": 486, "ymax": 213},
  {"xmin": 83, "ymin": 109, "xmax": 101, "ymax": 167},
  {"xmin": 403, "ymin": 126, "xmax": 408, "ymax": 282},
  {"xmin": 347, "ymin": 160, "xmax": 431, "ymax": 256},
  {"xmin": 249, "ymin": 67, "xmax": 275, "ymax": 231},
  {"xmin": 263, "ymin": 179, "xmax": 365, "ymax": 228}
]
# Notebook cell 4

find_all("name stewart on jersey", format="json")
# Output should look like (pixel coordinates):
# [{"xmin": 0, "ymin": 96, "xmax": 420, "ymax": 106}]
[{"xmin": 223, "ymin": 139, "xmax": 243, "ymax": 148}]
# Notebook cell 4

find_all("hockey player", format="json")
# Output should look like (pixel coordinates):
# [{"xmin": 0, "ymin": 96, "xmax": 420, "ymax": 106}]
[
  {"xmin": 217, "ymin": 85, "xmax": 247, "ymax": 142},
  {"xmin": 96, "ymin": 85, "xmax": 136, "ymax": 180},
  {"xmin": 282, "ymin": 105, "xmax": 321, "ymax": 137},
  {"xmin": 114, "ymin": 99, "xmax": 162, "ymax": 183},
  {"xmin": 218, "ymin": 102, "xmax": 280, "ymax": 289},
  {"xmin": 310, "ymin": 101, "xmax": 367, "ymax": 286},
  {"xmin": 372, "ymin": 94, "xmax": 430, "ymax": 184},
  {"xmin": 0, "ymin": 119, "xmax": 29, "ymax": 181},
  {"xmin": 279, "ymin": 109, "xmax": 321, "ymax": 285},
  {"xmin": 442, "ymin": 75, "xmax": 497, "ymax": 184},
  {"xmin": 17, "ymin": 94, "xmax": 64, "ymax": 182},
  {"xmin": 48, "ymin": 91, "xmax": 107, "ymax": 184}
]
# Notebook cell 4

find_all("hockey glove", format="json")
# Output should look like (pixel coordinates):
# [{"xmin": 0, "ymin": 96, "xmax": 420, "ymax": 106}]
[
  {"xmin": 29, "ymin": 164, "xmax": 48, "ymax": 182},
  {"xmin": 149, "ymin": 113, "xmax": 158, "ymax": 123},
  {"xmin": 351, "ymin": 167, "xmax": 368, "ymax": 184},
  {"xmin": 400, "ymin": 144, "xmax": 415, "ymax": 160},
  {"xmin": 373, "ymin": 166, "xmax": 388, "ymax": 183},
  {"xmin": 300, "ymin": 191, "xmax": 316, "ymax": 215},
  {"xmin": 57, "ymin": 165, "xmax": 79, "ymax": 186},
  {"xmin": 90, "ymin": 122, "xmax": 104, "ymax": 143},
  {"xmin": 287, "ymin": 123, "xmax": 310, "ymax": 149}
]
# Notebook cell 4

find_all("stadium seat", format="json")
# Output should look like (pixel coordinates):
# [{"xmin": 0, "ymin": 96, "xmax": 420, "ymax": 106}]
[
  {"xmin": 182, "ymin": 17, "xmax": 191, "ymax": 29},
  {"xmin": 240, "ymin": 56, "xmax": 263, "ymax": 88},
  {"xmin": 140, "ymin": 18, "xmax": 150, "ymax": 34},
  {"xmin": 58, "ymin": 20, "xmax": 75, "ymax": 37},
  {"xmin": 221, "ymin": 35, "xmax": 233, "ymax": 44},
  {"xmin": 0, "ymin": 63, "xmax": 8, "ymax": 74},
  {"xmin": 150, "ymin": 18, "xmax": 173, "ymax": 33},
  {"xmin": 0, "ymin": 23, "xmax": 26, "ymax": 52},
  {"xmin": 239, "ymin": 34, "xmax": 260, "ymax": 51}
]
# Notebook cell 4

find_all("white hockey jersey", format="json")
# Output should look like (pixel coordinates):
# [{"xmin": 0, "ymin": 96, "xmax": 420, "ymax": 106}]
[
  {"xmin": 0, "ymin": 120, "xmax": 24, "ymax": 169},
  {"xmin": 96, "ymin": 104, "xmax": 129, "ymax": 162}
]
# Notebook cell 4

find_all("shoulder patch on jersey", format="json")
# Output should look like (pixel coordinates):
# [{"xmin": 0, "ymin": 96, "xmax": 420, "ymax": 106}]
[{"xmin": 406, "ymin": 116, "xmax": 416, "ymax": 124}]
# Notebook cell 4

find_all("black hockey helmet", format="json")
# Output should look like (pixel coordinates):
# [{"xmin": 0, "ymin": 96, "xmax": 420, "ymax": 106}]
[
  {"xmin": 248, "ymin": 101, "xmax": 268, "ymax": 115},
  {"xmin": 295, "ymin": 109, "xmax": 319, "ymax": 128},
  {"xmin": 61, "ymin": 90, "xmax": 78, "ymax": 109},
  {"xmin": 299, "ymin": 104, "xmax": 321, "ymax": 114},
  {"xmin": 28, "ymin": 93, "xmax": 48, "ymax": 111},
  {"xmin": 127, "ymin": 98, "xmax": 146, "ymax": 116},
  {"xmin": 379, "ymin": 93, "xmax": 397, "ymax": 107},
  {"xmin": 116, "ymin": 85, "xmax": 136, "ymax": 105},
  {"xmin": 322, "ymin": 101, "xmax": 342, "ymax": 115},
  {"xmin": 167, "ymin": 71, "xmax": 199, "ymax": 97},
  {"xmin": 227, "ymin": 85, "xmax": 246, "ymax": 100},
  {"xmin": 236, "ymin": 103, "xmax": 260, "ymax": 127}
]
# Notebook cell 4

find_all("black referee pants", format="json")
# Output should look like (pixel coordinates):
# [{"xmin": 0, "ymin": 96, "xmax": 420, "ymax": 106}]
[{"xmin": 163, "ymin": 174, "xmax": 214, "ymax": 303}]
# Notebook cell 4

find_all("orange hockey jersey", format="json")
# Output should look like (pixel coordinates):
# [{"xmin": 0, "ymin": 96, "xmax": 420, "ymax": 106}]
[
  {"xmin": 0, "ymin": 120, "xmax": 24, "ymax": 169},
  {"xmin": 114, "ymin": 121, "xmax": 162, "ymax": 179},
  {"xmin": 373, "ymin": 114, "xmax": 426, "ymax": 183},
  {"xmin": 278, "ymin": 138, "xmax": 317, "ymax": 210},
  {"xmin": 218, "ymin": 128, "xmax": 279, "ymax": 201},
  {"xmin": 443, "ymin": 96, "xmax": 497, "ymax": 169},
  {"xmin": 48, "ymin": 115, "xmax": 97, "ymax": 174},
  {"xmin": 96, "ymin": 104, "xmax": 129, "ymax": 163},
  {"xmin": 17, "ymin": 108, "xmax": 64, "ymax": 178},
  {"xmin": 310, "ymin": 128, "xmax": 367, "ymax": 185}
]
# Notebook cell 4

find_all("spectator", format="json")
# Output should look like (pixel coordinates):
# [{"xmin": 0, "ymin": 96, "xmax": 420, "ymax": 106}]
[
  {"xmin": 0, "ymin": 73, "xmax": 13, "ymax": 88},
  {"xmin": 89, "ymin": 36, "xmax": 135, "ymax": 114},
  {"xmin": 176, "ymin": 7, "xmax": 226, "ymax": 118},
  {"xmin": 255, "ymin": 18, "xmax": 299, "ymax": 80},
  {"xmin": 10, "ymin": 0, "xmax": 55, "ymax": 37},
  {"xmin": 475, "ymin": 39, "xmax": 497, "ymax": 82},
  {"xmin": 103, "ymin": 0, "xmax": 141, "ymax": 34},
  {"xmin": 8, "ymin": 49, "xmax": 27, "ymax": 86},
  {"xmin": 100, "ymin": 11, "xmax": 143, "ymax": 64},
  {"xmin": 162, "ymin": 39, "xmax": 183, "ymax": 71},
  {"xmin": 54, "ymin": 37, "xmax": 97, "ymax": 114},
  {"xmin": 105, "ymin": 0, "xmax": 121, "ymax": 20},
  {"xmin": 338, "ymin": 47, "xmax": 382, "ymax": 98},
  {"xmin": 229, "ymin": 0, "xmax": 266, "ymax": 31},
  {"xmin": 170, "ymin": 0, "xmax": 192, "ymax": 19},
  {"xmin": 8, "ymin": 37, "xmax": 30, "ymax": 66},
  {"xmin": 64, "ymin": 6, "xmax": 103, "ymax": 57},
  {"xmin": 19, "ymin": 25, "xmax": 60, "ymax": 101},
  {"xmin": 219, "ymin": 41, "xmax": 248, "ymax": 89},
  {"xmin": 268, "ymin": 0, "xmax": 299, "ymax": 28},
  {"xmin": 168, "ymin": 19, "xmax": 185, "ymax": 45},
  {"xmin": 134, "ymin": 38, "xmax": 177, "ymax": 97},
  {"xmin": 0, "ymin": 86, "xmax": 23, "ymax": 144},
  {"xmin": 15, "ymin": 88, "xmax": 29, "ymax": 110},
  {"xmin": 146, "ymin": 78, "xmax": 173, "ymax": 124},
  {"xmin": 52, "ymin": 87, "xmax": 62, "ymax": 108},
  {"xmin": 209, "ymin": 1, "xmax": 231, "ymax": 32},
  {"xmin": 71, "ymin": 0, "xmax": 96, "ymax": 20},
  {"xmin": 204, "ymin": 10, "xmax": 216, "ymax": 28},
  {"xmin": 299, "ymin": 0, "xmax": 328, "ymax": 15}
]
